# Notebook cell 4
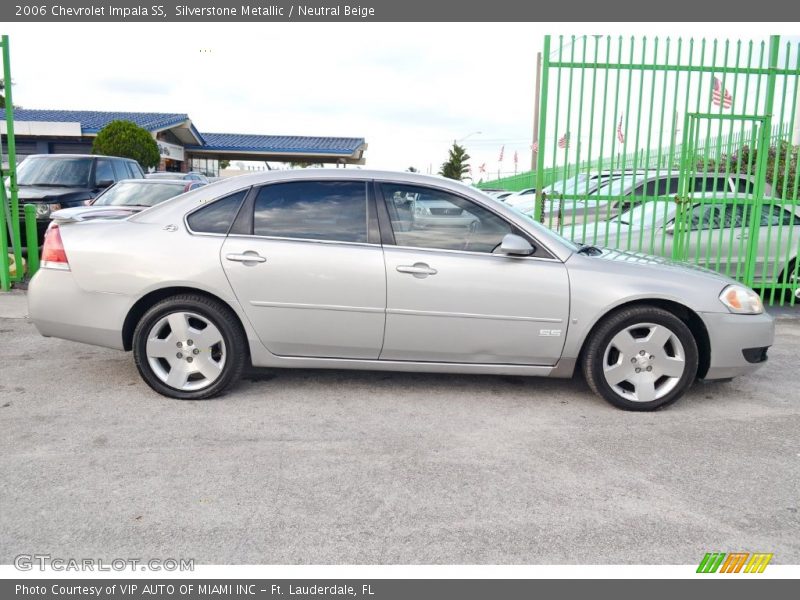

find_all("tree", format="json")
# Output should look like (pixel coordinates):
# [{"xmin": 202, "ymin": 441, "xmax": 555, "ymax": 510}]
[
  {"xmin": 406, "ymin": 166, "xmax": 419, "ymax": 173},
  {"xmin": 218, "ymin": 159, "xmax": 231, "ymax": 170},
  {"xmin": 288, "ymin": 161, "xmax": 323, "ymax": 169},
  {"xmin": 92, "ymin": 120, "xmax": 160, "ymax": 170},
  {"xmin": 438, "ymin": 142, "xmax": 470, "ymax": 181}
]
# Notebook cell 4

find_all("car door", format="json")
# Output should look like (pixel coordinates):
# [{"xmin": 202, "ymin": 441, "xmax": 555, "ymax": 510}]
[
  {"xmin": 377, "ymin": 181, "xmax": 570, "ymax": 365},
  {"xmin": 218, "ymin": 179, "xmax": 386, "ymax": 359}
]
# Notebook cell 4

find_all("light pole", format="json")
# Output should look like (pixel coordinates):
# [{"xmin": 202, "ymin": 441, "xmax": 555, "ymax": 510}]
[{"xmin": 455, "ymin": 131, "xmax": 482, "ymax": 145}]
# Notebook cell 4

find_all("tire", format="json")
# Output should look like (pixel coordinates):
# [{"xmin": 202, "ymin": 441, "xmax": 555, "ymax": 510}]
[
  {"xmin": 779, "ymin": 258, "xmax": 798, "ymax": 299},
  {"xmin": 133, "ymin": 294, "xmax": 247, "ymax": 400},
  {"xmin": 582, "ymin": 305, "xmax": 698, "ymax": 411}
]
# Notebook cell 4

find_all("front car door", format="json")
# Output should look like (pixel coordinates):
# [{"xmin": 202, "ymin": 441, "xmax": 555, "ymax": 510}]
[
  {"xmin": 218, "ymin": 179, "xmax": 386, "ymax": 359},
  {"xmin": 377, "ymin": 181, "xmax": 570, "ymax": 365}
]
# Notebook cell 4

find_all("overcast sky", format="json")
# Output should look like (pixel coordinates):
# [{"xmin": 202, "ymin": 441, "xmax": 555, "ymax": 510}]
[{"xmin": 4, "ymin": 22, "xmax": 799, "ymax": 177}]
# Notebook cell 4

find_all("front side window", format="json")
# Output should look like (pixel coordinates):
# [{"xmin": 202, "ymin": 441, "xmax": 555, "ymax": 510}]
[
  {"xmin": 252, "ymin": 181, "xmax": 368, "ymax": 243},
  {"xmin": 186, "ymin": 190, "xmax": 247, "ymax": 234},
  {"xmin": 382, "ymin": 183, "xmax": 513, "ymax": 253}
]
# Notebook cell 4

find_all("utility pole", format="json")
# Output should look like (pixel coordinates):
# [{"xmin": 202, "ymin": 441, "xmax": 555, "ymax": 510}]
[{"xmin": 531, "ymin": 51, "xmax": 542, "ymax": 172}]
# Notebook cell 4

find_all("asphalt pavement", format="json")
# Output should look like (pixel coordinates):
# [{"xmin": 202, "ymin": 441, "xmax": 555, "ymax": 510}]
[{"xmin": 1, "ymin": 290, "xmax": 798, "ymax": 564}]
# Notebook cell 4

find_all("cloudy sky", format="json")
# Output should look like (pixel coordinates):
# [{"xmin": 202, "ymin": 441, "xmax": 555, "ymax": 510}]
[{"xmin": 4, "ymin": 22, "xmax": 798, "ymax": 177}]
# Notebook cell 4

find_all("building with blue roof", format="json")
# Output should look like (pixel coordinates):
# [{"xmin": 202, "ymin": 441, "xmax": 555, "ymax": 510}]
[{"xmin": 1, "ymin": 109, "xmax": 367, "ymax": 176}]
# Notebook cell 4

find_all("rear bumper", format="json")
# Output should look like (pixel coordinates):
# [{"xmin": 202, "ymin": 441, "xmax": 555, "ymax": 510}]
[
  {"xmin": 699, "ymin": 311, "xmax": 774, "ymax": 379},
  {"xmin": 27, "ymin": 268, "xmax": 128, "ymax": 350}
]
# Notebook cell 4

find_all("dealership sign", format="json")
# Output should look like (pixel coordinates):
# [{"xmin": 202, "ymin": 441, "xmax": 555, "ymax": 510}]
[{"xmin": 157, "ymin": 140, "xmax": 185, "ymax": 162}]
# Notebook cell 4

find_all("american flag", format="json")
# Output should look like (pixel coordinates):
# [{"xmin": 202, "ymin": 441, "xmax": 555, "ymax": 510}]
[
  {"xmin": 558, "ymin": 132, "xmax": 569, "ymax": 149},
  {"xmin": 498, "ymin": 145, "xmax": 505, "ymax": 162},
  {"xmin": 712, "ymin": 76, "xmax": 733, "ymax": 110},
  {"xmin": 478, "ymin": 163, "xmax": 486, "ymax": 173},
  {"xmin": 513, "ymin": 150, "xmax": 518, "ymax": 164},
  {"xmin": 531, "ymin": 141, "xmax": 539, "ymax": 153},
  {"xmin": 617, "ymin": 115, "xmax": 625, "ymax": 144}
]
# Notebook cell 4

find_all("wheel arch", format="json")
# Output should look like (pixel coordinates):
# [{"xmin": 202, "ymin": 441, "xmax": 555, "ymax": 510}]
[
  {"xmin": 122, "ymin": 286, "xmax": 248, "ymax": 353},
  {"xmin": 577, "ymin": 298, "xmax": 711, "ymax": 379}
]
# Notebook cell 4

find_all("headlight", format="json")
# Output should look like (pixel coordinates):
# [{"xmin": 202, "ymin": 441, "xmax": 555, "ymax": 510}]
[
  {"xmin": 719, "ymin": 284, "xmax": 764, "ymax": 315},
  {"xmin": 34, "ymin": 203, "xmax": 62, "ymax": 218}
]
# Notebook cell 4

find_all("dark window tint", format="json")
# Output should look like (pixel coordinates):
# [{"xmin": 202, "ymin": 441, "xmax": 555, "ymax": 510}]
[
  {"xmin": 95, "ymin": 159, "xmax": 114, "ymax": 184},
  {"xmin": 252, "ymin": 181, "xmax": 368, "ymax": 243},
  {"xmin": 737, "ymin": 178, "xmax": 754, "ymax": 194},
  {"xmin": 187, "ymin": 190, "xmax": 247, "ymax": 234},
  {"xmin": 761, "ymin": 204, "xmax": 795, "ymax": 226},
  {"xmin": 693, "ymin": 176, "xmax": 728, "ymax": 192},
  {"xmin": 382, "ymin": 183, "xmax": 513, "ymax": 253}
]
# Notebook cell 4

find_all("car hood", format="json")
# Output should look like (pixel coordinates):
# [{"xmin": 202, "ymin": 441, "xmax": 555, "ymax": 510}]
[
  {"xmin": 590, "ymin": 246, "xmax": 736, "ymax": 284},
  {"xmin": 17, "ymin": 185, "xmax": 94, "ymax": 203}
]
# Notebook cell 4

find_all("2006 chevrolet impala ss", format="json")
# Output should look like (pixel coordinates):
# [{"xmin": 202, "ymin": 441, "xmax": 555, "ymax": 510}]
[{"xmin": 28, "ymin": 170, "xmax": 774, "ymax": 411}]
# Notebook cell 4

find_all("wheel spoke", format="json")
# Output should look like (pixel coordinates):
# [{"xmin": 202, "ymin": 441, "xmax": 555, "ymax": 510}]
[
  {"xmin": 604, "ymin": 361, "xmax": 630, "ymax": 386},
  {"xmin": 194, "ymin": 356, "xmax": 223, "ymax": 382},
  {"xmin": 634, "ymin": 379, "xmax": 657, "ymax": 403},
  {"xmin": 609, "ymin": 329, "xmax": 638, "ymax": 357},
  {"xmin": 167, "ymin": 313, "xmax": 190, "ymax": 341},
  {"xmin": 647, "ymin": 325, "xmax": 672, "ymax": 350},
  {"xmin": 659, "ymin": 356, "xmax": 685, "ymax": 378},
  {"xmin": 146, "ymin": 337, "xmax": 174, "ymax": 359},
  {"xmin": 192, "ymin": 321, "xmax": 224, "ymax": 350},
  {"xmin": 166, "ymin": 362, "xmax": 189, "ymax": 389}
]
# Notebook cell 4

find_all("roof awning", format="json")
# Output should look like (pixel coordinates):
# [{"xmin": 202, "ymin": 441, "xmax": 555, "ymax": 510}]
[{"xmin": 187, "ymin": 133, "xmax": 367, "ymax": 165}]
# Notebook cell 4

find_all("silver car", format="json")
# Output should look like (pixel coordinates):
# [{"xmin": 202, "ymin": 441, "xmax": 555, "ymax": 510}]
[{"xmin": 28, "ymin": 170, "xmax": 773, "ymax": 411}]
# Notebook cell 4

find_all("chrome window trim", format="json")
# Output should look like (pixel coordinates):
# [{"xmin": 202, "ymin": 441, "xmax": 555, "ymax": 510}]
[
  {"xmin": 225, "ymin": 233, "xmax": 382, "ymax": 249},
  {"xmin": 386, "ymin": 244, "xmax": 561, "ymax": 262}
]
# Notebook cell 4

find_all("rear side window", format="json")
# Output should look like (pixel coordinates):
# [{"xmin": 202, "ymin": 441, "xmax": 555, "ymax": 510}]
[
  {"xmin": 252, "ymin": 181, "xmax": 368, "ymax": 243},
  {"xmin": 95, "ymin": 159, "xmax": 115, "ymax": 184},
  {"xmin": 126, "ymin": 161, "xmax": 144, "ymax": 178},
  {"xmin": 187, "ymin": 190, "xmax": 247, "ymax": 234}
]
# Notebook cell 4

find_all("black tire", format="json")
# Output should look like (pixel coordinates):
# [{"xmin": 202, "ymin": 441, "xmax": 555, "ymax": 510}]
[
  {"xmin": 133, "ymin": 294, "xmax": 248, "ymax": 400},
  {"xmin": 582, "ymin": 305, "xmax": 699, "ymax": 411}
]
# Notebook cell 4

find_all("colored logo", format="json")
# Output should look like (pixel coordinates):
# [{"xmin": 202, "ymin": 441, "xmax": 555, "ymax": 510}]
[{"xmin": 697, "ymin": 552, "xmax": 773, "ymax": 573}]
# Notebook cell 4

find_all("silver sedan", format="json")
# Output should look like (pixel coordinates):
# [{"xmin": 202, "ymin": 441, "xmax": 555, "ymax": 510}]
[{"xmin": 28, "ymin": 170, "xmax": 774, "ymax": 411}]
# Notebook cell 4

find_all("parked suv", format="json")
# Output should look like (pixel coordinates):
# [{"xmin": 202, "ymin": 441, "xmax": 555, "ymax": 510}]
[{"xmin": 13, "ymin": 154, "xmax": 145, "ymax": 244}]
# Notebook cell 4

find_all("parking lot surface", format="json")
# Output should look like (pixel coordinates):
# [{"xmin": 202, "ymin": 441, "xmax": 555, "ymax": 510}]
[{"xmin": 1, "ymin": 291, "xmax": 798, "ymax": 564}]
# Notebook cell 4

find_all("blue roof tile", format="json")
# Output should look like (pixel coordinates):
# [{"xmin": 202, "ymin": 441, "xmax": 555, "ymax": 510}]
[
  {"xmin": 4, "ymin": 109, "xmax": 192, "ymax": 135},
  {"xmin": 193, "ymin": 132, "xmax": 365, "ymax": 154}
]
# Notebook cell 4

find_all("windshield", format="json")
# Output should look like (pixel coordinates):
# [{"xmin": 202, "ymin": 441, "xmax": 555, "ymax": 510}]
[
  {"xmin": 17, "ymin": 157, "xmax": 92, "ymax": 187},
  {"xmin": 94, "ymin": 181, "xmax": 185, "ymax": 207},
  {"xmin": 612, "ymin": 201, "xmax": 673, "ymax": 226},
  {"xmin": 593, "ymin": 174, "xmax": 649, "ymax": 197}
]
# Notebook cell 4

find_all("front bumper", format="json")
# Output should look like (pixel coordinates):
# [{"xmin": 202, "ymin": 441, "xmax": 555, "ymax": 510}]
[{"xmin": 699, "ymin": 311, "xmax": 774, "ymax": 379}]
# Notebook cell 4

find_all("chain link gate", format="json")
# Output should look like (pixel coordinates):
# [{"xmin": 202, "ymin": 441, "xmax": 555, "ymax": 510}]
[{"xmin": 533, "ymin": 34, "xmax": 800, "ymax": 305}]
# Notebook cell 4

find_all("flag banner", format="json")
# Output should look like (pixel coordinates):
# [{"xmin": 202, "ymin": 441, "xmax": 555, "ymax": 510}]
[
  {"xmin": 617, "ymin": 115, "xmax": 625, "ymax": 144},
  {"xmin": 558, "ymin": 132, "xmax": 569, "ymax": 149},
  {"xmin": 712, "ymin": 76, "xmax": 733, "ymax": 109}
]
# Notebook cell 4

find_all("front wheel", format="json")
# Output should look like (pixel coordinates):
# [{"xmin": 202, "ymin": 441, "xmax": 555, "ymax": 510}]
[
  {"xmin": 133, "ymin": 294, "xmax": 247, "ymax": 400},
  {"xmin": 582, "ymin": 306, "xmax": 698, "ymax": 411}
]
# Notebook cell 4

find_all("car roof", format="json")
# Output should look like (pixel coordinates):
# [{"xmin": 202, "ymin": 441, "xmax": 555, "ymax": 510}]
[
  {"xmin": 114, "ymin": 178, "xmax": 188, "ymax": 185},
  {"xmin": 24, "ymin": 153, "xmax": 135, "ymax": 161}
]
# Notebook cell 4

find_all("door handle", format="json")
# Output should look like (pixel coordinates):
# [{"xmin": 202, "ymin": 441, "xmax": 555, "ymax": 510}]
[
  {"xmin": 396, "ymin": 263, "xmax": 437, "ymax": 277},
  {"xmin": 226, "ymin": 252, "xmax": 266, "ymax": 263}
]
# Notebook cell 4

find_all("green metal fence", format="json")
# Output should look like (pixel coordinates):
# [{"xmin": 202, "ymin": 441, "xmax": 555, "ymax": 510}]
[
  {"xmin": 1, "ymin": 34, "xmax": 28, "ymax": 291},
  {"xmin": 526, "ymin": 34, "xmax": 800, "ymax": 305}
]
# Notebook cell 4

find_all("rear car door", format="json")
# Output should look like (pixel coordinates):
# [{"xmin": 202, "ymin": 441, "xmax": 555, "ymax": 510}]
[
  {"xmin": 218, "ymin": 179, "xmax": 386, "ymax": 359},
  {"xmin": 377, "ymin": 181, "xmax": 570, "ymax": 365}
]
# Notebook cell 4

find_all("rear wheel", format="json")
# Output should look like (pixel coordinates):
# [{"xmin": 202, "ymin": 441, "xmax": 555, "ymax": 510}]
[
  {"xmin": 582, "ymin": 306, "xmax": 698, "ymax": 411},
  {"xmin": 133, "ymin": 294, "xmax": 247, "ymax": 399}
]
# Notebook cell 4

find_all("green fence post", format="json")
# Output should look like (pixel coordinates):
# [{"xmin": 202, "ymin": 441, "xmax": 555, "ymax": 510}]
[
  {"xmin": 1, "ymin": 34, "xmax": 22, "ymax": 283},
  {"xmin": 534, "ymin": 35, "xmax": 551, "ymax": 223},
  {"xmin": 744, "ymin": 35, "xmax": 781, "ymax": 287},
  {"xmin": 24, "ymin": 203, "xmax": 39, "ymax": 277},
  {"xmin": 0, "ymin": 182, "xmax": 10, "ymax": 290}
]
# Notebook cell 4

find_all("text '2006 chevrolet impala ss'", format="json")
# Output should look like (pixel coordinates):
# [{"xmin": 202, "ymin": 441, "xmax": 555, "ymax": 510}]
[{"xmin": 28, "ymin": 170, "xmax": 773, "ymax": 411}]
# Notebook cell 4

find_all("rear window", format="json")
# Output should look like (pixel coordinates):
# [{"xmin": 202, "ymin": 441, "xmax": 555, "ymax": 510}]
[
  {"xmin": 17, "ymin": 156, "xmax": 92, "ymax": 187},
  {"xmin": 94, "ymin": 182, "xmax": 188, "ymax": 207},
  {"xmin": 186, "ymin": 190, "xmax": 247, "ymax": 234}
]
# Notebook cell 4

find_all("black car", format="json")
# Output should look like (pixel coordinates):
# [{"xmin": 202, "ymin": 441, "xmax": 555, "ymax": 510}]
[{"xmin": 14, "ymin": 154, "xmax": 145, "ymax": 244}]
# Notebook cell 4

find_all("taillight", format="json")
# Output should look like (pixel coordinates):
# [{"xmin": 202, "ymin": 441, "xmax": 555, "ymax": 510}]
[{"xmin": 41, "ymin": 224, "xmax": 70, "ymax": 271}]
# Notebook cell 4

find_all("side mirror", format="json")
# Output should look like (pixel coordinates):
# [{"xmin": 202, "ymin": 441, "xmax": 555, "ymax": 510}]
[
  {"xmin": 96, "ymin": 179, "xmax": 114, "ymax": 189},
  {"xmin": 498, "ymin": 233, "xmax": 534, "ymax": 256},
  {"xmin": 665, "ymin": 222, "xmax": 675, "ymax": 235}
]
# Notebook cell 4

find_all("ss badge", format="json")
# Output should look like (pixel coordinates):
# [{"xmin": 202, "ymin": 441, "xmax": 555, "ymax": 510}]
[{"xmin": 539, "ymin": 329, "xmax": 562, "ymax": 337}]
